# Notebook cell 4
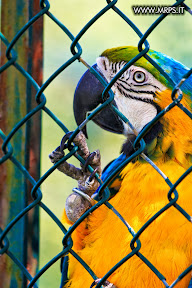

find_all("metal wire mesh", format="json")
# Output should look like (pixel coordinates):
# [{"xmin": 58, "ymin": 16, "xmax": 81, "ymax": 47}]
[{"xmin": 1, "ymin": 0, "xmax": 192, "ymax": 287}]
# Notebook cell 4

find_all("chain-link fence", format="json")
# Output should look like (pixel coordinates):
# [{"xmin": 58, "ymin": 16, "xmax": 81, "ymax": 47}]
[{"xmin": 1, "ymin": 0, "xmax": 192, "ymax": 287}]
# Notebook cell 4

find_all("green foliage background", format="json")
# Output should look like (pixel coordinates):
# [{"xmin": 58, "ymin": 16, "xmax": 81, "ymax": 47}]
[{"xmin": 40, "ymin": 0, "xmax": 192, "ymax": 286}]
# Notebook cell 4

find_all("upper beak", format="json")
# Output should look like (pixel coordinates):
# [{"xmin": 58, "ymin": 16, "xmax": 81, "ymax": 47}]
[{"xmin": 73, "ymin": 64, "xmax": 124, "ymax": 138}]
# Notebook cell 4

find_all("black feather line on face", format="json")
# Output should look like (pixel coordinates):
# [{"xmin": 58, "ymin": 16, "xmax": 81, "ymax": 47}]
[
  {"xmin": 117, "ymin": 78, "xmax": 132, "ymax": 87},
  {"xmin": 117, "ymin": 86, "xmax": 154, "ymax": 104},
  {"xmin": 133, "ymin": 82, "xmax": 161, "ymax": 90},
  {"xmin": 112, "ymin": 62, "xmax": 117, "ymax": 74},
  {"xmin": 118, "ymin": 82, "xmax": 156, "ymax": 97}
]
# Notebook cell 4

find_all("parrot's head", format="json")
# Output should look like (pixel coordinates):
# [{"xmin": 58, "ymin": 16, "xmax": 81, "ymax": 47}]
[{"xmin": 73, "ymin": 46, "xmax": 191, "ymax": 156}]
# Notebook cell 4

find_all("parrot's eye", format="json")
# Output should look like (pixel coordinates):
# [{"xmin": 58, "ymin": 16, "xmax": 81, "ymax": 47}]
[{"xmin": 133, "ymin": 71, "xmax": 145, "ymax": 83}]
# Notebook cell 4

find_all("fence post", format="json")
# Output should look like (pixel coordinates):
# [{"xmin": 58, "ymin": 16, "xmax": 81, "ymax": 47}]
[
  {"xmin": 0, "ymin": 1, "xmax": 43, "ymax": 287},
  {"xmin": 25, "ymin": 0, "xmax": 43, "ymax": 283}
]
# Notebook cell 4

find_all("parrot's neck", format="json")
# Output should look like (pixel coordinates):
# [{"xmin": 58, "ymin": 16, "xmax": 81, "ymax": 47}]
[{"xmin": 123, "ymin": 89, "xmax": 192, "ymax": 169}]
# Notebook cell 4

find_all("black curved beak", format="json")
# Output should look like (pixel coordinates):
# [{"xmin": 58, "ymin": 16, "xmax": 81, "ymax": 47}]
[{"xmin": 73, "ymin": 64, "xmax": 124, "ymax": 138}]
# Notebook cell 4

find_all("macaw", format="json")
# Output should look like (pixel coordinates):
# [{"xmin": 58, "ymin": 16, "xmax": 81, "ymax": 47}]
[{"xmin": 49, "ymin": 46, "xmax": 192, "ymax": 288}]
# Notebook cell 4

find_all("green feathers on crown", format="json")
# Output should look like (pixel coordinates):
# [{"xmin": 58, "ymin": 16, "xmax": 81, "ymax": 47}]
[{"xmin": 101, "ymin": 46, "xmax": 167, "ymax": 86}]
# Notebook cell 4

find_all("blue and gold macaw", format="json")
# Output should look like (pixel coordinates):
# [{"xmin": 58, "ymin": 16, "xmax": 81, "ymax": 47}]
[{"xmin": 50, "ymin": 46, "xmax": 192, "ymax": 288}]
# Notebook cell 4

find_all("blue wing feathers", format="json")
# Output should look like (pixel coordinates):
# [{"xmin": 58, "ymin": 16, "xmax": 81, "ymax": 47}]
[
  {"xmin": 101, "ymin": 153, "xmax": 126, "ymax": 183},
  {"xmin": 188, "ymin": 278, "xmax": 192, "ymax": 288},
  {"xmin": 60, "ymin": 255, "xmax": 69, "ymax": 288}
]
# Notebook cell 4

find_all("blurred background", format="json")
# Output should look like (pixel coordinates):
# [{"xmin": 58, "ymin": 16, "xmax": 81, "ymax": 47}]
[{"xmin": 40, "ymin": 0, "xmax": 192, "ymax": 286}]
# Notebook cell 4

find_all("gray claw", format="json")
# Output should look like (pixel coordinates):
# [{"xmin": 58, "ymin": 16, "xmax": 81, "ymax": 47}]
[{"xmin": 49, "ymin": 148, "xmax": 64, "ymax": 163}]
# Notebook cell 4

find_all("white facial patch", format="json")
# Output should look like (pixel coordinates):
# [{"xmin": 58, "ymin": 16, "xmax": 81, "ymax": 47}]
[
  {"xmin": 96, "ymin": 56, "xmax": 166, "ymax": 135},
  {"xmin": 114, "ymin": 89, "xmax": 157, "ymax": 135}
]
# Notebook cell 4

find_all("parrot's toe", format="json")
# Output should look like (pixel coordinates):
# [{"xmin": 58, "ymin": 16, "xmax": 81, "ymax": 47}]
[
  {"xmin": 49, "ymin": 131, "xmax": 102, "ymax": 223},
  {"xmin": 49, "ymin": 146, "xmax": 64, "ymax": 163}
]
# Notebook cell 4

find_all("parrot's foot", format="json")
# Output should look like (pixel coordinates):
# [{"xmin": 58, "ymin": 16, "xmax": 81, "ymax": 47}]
[
  {"xmin": 90, "ymin": 279, "xmax": 117, "ymax": 288},
  {"xmin": 49, "ymin": 131, "xmax": 102, "ymax": 223}
]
